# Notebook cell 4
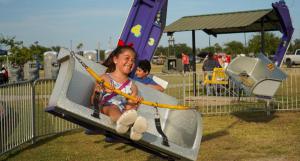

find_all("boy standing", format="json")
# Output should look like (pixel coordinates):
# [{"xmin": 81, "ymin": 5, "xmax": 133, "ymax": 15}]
[{"xmin": 133, "ymin": 60, "xmax": 164, "ymax": 92}]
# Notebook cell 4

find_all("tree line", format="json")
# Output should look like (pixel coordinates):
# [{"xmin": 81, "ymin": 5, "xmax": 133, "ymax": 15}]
[
  {"xmin": 1, "ymin": 32, "xmax": 300, "ymax": 66},
  {"xmin": 0, "ymin": 36, "xmax": 60, "ymax": 65},
  {"xmin": 155, "ymin": 32, "xmax": 300, "ymax": 58},
  {"xmin": 0, "ymin": 35, "xmax": 107, "ymax": 66}
]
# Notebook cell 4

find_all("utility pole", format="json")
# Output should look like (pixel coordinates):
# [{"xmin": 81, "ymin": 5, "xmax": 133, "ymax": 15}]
[
  {"xmin": 70, "ymin": 40, "xmax": 73, "ymax": 51},
  {"xmin": 97, "ymin": 41, "xmax": 101, "ymax": 62},
  {"xmin": 108, "ymin": 36, "xmax": 114, "ymax": 50}
]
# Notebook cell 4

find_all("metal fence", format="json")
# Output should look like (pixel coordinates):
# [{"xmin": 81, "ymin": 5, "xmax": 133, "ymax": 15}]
[
  {"xmin": 0, "ymin": 79, "xmax": 78, "ymax": 155},
  {"xmin": 1, "ymin": 68, "xmax": 300, "ymax": 156},
  {"xmin": 155, "ymin": 68, "xmax": 300, "ymax": 115}
]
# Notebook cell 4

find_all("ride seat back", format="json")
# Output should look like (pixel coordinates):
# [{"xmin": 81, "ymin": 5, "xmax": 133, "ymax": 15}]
[
  {"xmin": 204, "ymin": 68, "xmax": 228, "ymax": 85},
  {"xmin": 225, "ymin": 53, "xmax": 287, "ymax": 98}
]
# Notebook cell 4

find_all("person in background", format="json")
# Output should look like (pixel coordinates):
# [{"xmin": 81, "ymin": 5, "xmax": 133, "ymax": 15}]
[
  {"xmin": 182, "ymin": 53, "xmax": 190, "ymax": 73},
  {"xmin": 133, "ymin": 59, "xmax": 164, "ymax": 92},
  {"xmin": 0, "ymin": 65, "xmax": 8, "ymax": 84},
  {"xmin": 217, "ymin": 55, "xmax": 225, "ymax": 67},
  {"xmin": 202, "ymin": 52, "xmax": 221, "ymax": 72},
  {"xmin": 224, "ymin": 55, "xmax": 231, "ymax": 68},
  {"xmin": 202, "ymin": 52, "xmax": 221, "ymax": 95}
]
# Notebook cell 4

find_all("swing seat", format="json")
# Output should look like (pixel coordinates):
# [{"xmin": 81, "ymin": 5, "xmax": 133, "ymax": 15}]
[
  {"xmin": 45, "ymin": 48, "xmax": 202, "ymax": 161},
  {"xmin": 203, "ymin": 68, "xmax": 228, "ymax": 85},
  {"xmin": 225, "ymin": 53, "xmax": 287, "ymax": 98}
]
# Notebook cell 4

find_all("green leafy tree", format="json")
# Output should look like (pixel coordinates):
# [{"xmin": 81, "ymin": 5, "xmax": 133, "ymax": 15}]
[
  {"xmin": 0, "ymin": 35, "xmax": 25, "ymax": 64},
  {"xmin": 247, "ymin": 32, "xmax": 280, "ymax": 56},
  {"xmin": 51, "ymin": 46, "xmax": 61, "ymax": 53},
  {"xmin": 77, "ymin": 43, "xmax": 83, "ymax": 51},
  {"xmin": 289, "ymin": 39, "xmax": 300, "ymax": 53},
  {"xmin": 224, "ymin": 41, "xmax": 244, "ymax": 55},
  {"xmin": 173, "ymin": 43, "xmax": 192, "ymax": 58},
  {"xmin": 29, "ymin": 43, "xmax": 50, "ymax": 63},
  {"xmin": 9, "ymin": 46, "xmax": 31, "ymax": 65},
  {"xmin": 0, "ymin": 35, "xmax": 23, "ymax": 49},
  {"xmin": 155, "ymin": 43, "xmax": 193, "ymax": 58},
  {"xmin": 1, "ymin": 35, "xmax": 53, "ymax": 65},
  {"xmin": 199, "ymin": 43, "xmax": 223, "ymax": 55},
  {"xmin": 99, "ymin": 50, "xmax": 106, "ymax": 61},
  {"xmin": 287, "ymin": 39, "xmax": 300, "ymax": 53},
  {"xmin": 154, "ymin": 45, "xmax": 168, "ymax": 57},
  {"xmin": 200, "ymin": 46, "xmax": 215, "ymax": 54},
  {"xmin": 214, "ymin": 43, "xmax": 223, "ymax": 53}
]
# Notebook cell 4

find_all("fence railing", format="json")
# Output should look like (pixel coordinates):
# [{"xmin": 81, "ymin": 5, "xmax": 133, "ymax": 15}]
[
  {"xmin": 1, "ymin": 68, "xmax": 300, "ymax": 156},
  {"xmin": 0, "ymin": 79, "xmax": 78, "ymax": 155},
  {"xmin": 156, "ymin": 68, "xmax": 300, "ymax": 115}
]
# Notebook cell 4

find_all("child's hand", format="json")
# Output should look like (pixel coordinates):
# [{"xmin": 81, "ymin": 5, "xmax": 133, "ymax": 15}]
[
  {"xmin": 125, "ymin": 96, "xmax": 143, "ymax": 110},
  {"xmin": 95, "ymin": 82, "xmax": 114, "ymax": 94},
  {"xmin": 94, "ymin": 83, "xmax": 103, "ymax": 93},
  {"xmin": 128, "ymin": 96, "xmax": 143, "ymax": 104},
  {"xmin": 135, "ymin": 96, "xmax": 143, "ymax": 104},
  {"xmin": 104, "ymin": 86, "xmax": 114, "ymax": 93}
]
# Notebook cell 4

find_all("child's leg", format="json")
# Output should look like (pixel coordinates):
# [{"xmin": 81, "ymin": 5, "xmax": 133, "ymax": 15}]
[
  {"xmin": 102, "ymin": 105, "xmax": 138, "ymax": 134},
  {"xmin": 102, "ymin": 105, "xmax": 122, "ymax": 122},
  {"xmin": 116, "ymin": 110, "xmax": 137, "ymax": 134}
]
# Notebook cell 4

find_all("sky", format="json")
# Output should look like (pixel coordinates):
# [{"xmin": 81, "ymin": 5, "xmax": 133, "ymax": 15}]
[{"xmin": 0, "ymin": 0, "xmax": 299, "ymax": 51}]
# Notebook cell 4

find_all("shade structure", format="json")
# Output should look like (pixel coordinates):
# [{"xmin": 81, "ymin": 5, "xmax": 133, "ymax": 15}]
[{"xmin": 164, "ymin": 8, "xmax": 281, "ymax": 36}]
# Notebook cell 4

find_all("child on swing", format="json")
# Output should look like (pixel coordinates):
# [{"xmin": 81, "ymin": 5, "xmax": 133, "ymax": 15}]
[{"xmin": 91, "ymin": 40, "xmax": 147, "ymax": 141}]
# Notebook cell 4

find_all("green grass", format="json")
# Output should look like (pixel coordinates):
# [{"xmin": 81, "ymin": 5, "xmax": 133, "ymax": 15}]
[
  {"xmin": 2, "ymin": 111, "xmax": 300, "ymax": 161},
  {"xmin": 2, "ymin": 64, "xmax": 300, "ymax": 160}
]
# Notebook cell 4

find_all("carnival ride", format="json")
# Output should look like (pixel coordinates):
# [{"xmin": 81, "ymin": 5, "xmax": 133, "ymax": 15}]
[
  {"xmin": 46, "ymin": 0, "xmax": 202, "ymax": 161},
  {"xmin": 225, "ymin": 0, "xmax": 294, "ymax": 99},
  {"xmin": 46, "ymin": 48, "xmax": 202, "ymax": 161},
  {"xmin": 45, "ymin": 0, "xmax": 293, "ymax": 160}
]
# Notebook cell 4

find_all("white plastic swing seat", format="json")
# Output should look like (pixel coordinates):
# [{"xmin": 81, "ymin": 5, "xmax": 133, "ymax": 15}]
[
  {"xmin": 225, "ymin": 53, "xmax": 287, "ymax": 98},
  {"xmin": 46, "ymin": 48, "xmax": 202, "ymax": 161}
]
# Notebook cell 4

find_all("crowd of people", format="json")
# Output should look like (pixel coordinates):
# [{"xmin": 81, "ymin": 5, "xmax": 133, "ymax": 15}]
[
  {"xmin": 180, "ymin": 51, "xmax": 232, "ymax": 95},
  {"xmin": 180, "ymin": 52, "xmax": 231, "ymax": 73}
]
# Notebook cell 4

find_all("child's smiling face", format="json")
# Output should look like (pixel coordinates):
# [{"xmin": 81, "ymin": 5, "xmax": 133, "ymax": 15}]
[{"xmin": 113, "ymin": 49, "xmax": 136, "ymax": 75}]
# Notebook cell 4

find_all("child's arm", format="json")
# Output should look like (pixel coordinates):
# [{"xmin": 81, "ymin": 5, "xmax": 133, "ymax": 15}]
[
  {"xmin": 125, "ymin": 83, "xmax": 143, "ymax": 110},
  {"xmin": 90, "ymin": 74, "xmax": 112, "ymax": 105},
  {"xmin": 146, "ymin": 76, "xmax": 164, "ymax": 92},
  {"xmin": 147, "ymin": 84, "xmax": 164, "ymax": 92}
]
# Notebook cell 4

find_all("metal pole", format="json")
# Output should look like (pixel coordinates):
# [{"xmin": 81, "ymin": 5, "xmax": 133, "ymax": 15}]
[
  {"xmin": 261, "ymin": 18, "xmax": 265, "ymax": 55},
  {"xmin": 244, "ymin": 32, "xmax": 247, "ymax": 54},
  {"xmin": 6, "ymin": 55, "xmax": 9, "ymax": 69},
  {"xmin": 31, "ymin": 81, "xmax": 36, "ymax": 144},
  {"xmin": 244, "ymin": 32, "xmax": 247, "ymax": 47},
  {"xmin": 172, "ymin": 37, "xmax": 175, "ymax": 57},
  {"xmin": 192, "ymin": 30, "xmax": 196, "ymax": 96},
  {"xmin": 70, "ymin": 40, "xmax": 73, "ymax": 51},
  {"xmin": 97, "ymin": 42, "xmax": 100, "ymax": 62},
  {"xmin": 209, "ymin": 35, "xmax": 211, "ymax": 47}
]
